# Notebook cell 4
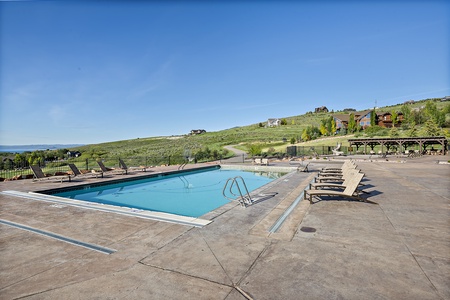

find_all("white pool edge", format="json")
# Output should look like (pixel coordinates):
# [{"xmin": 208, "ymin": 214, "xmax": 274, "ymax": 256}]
[{"xmin": 1, "ymin": 190, "xmax": 211, "ymax": 227}]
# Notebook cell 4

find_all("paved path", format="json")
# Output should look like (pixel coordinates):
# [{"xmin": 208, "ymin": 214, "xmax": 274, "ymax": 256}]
[
  {"xmin": 223, "ymin": 145, "xmax": 248, "ymax": 163},
  {"xmin": 0, "ymin": 156, "xmax": 449, "ymax": 299}
]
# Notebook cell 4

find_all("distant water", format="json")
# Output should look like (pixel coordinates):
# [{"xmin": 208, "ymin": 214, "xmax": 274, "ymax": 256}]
[{"xmin": 0, "ymin": 144, "xmax": 84, "ymax": 154}]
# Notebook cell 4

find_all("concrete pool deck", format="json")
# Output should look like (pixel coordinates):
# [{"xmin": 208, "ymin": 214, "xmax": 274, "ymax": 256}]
[{"xmin": 1, "ymin": 156, "xmax": 449, "ymax": 299}]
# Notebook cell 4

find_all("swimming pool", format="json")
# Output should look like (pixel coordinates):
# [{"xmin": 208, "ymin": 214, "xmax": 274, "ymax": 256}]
[{"xmin": 53, "ymin": 167, "xmax": 284, "ymax": 218}]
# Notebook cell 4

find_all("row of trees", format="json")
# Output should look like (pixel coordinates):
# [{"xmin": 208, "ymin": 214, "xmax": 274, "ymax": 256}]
[{"xmin": 0, "ymin": 149, "xmax": 71, "ymax": 170}]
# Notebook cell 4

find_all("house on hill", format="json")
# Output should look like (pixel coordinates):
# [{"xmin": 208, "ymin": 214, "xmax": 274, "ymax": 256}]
[
  {"xmin": 267, "ymin": 118, "xmax": 281, "ymax": 127},
  {"xmin": 333, "ymin": 114, "xmax": 350, "ymax": 131},
  {"xmin": 314, "ymin": 106, "xmax": 329, "ymax": 113},
  {"xmin": 356, "ymin": 110, "xmax": 372, "ymax": 129},
  {"xmin": 377, "ymin": 111, "xmax": 404, "ymax": 127},
  {"xmin": 334, "ymin": 110, "xmax": 404, "ymax": 128},
  {"xmin": 332, "ymin": 110, "xmax": 374, "ymax": 131},
  {"xmin": 190, "ymin": 129, "xmax": 206, "ymax": 135},
  {"xmin": 67, "ymin": 151, "xmax": 81, "ymax": 158}
]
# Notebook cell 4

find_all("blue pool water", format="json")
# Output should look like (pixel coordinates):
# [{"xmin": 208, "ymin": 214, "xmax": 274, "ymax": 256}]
[{"xmin": 54, "ymin": 168, "xmax": 282, "ymax": 218}]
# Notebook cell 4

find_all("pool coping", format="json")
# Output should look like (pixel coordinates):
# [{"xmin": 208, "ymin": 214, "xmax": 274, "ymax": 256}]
[{"xmin": 1, "ymin": 190, "xmax": 212, "ymax": 227}]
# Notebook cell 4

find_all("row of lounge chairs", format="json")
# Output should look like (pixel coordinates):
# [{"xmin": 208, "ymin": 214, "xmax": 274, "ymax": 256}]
[
  {"xmin": 304, "ymin": 160, "xmax": 375, "ymax": 204},
  {"xmin": 30, "ymin": 159, "xmax": 131, "ymax": 183}
]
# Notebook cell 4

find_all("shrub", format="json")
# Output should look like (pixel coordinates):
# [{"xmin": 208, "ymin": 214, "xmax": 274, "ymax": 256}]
[{"xmin": 247, "ymin": 143, "xmax": 263, "ymax": 157}]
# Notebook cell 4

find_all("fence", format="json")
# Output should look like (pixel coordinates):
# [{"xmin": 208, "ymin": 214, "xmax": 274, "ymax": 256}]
[
  {"xmin": 286, "ymin": 145, "xmax": 353, "ymax": 157},
  {"xmin": 286, "ymin": 143, "xmax": 440, "ymax": 157},
  {"xmin": 0, "ymin": 155, "xmax": 199, "ymax": 180}
]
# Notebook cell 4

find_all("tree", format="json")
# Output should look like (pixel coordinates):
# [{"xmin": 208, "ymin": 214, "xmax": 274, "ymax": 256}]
[
  {"xmin": 290, "ymin": 137, "xmax": 296, "ymax": 144},
  {"xmin": 406, "ymin": 122, "xmax": 418, "ymax": 137},
  {"xmin": 301, "ymin": 128, "xmax": 311, "ymax": 141},
  {"xmin": 326, "ymin": 116, "xmax": 334, "ymax": 135},
  {"xmin": 370, "ymin": 109, "xmax": 376, "ymax": 126},
  {"xmin": 247, "ymin": 143, "xmax": 263, "ymax": 157},
  {"xmin": 347, "ymin": 113, "xmax": 357, "ymax": 133},
  {"xmin": 389, "ymin": 127, "xmax": 399, "ymax": 137},
  {"xmin": 411, "ymin": 109, "xmax": 424, "ymax": 125},
  {"xmin": 421, "ymin": 119, "xmax": 442, "ymax": 136},
  {"xmin": 27, "ymin": 151, "xmax": 44, "ymax": 166},
  {"xmin": 444, "ymin": 103, "xmax": 450, "ymax": 127},
  {"xmin": 281, "ymin": 118, "xmax": 288, "ymax": 125},
  {"xmin": 391, "ymin": 110, "xmax": 398, "ymax": 127},
  {"xmin": 319, "ymin": 123, "xmax": 328, "ymax": 136},
  {"xmin": 14, "ymin": 153, "xmax": 26, "ymax": 168},
  {"xmin": 423, "ymin": 100, "xmax": 445, "ymax": 127},
  {"xmin": 400, "ymin": 104, "xmax": 412, "ymax": 127},
  {"xmin": 424, "ymin": 101, "xmax": 438, "ymax": 121}
]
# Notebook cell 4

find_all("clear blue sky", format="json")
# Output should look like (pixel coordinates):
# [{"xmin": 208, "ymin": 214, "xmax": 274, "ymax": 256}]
[{"xmin": 1, "ymin": 1, "xmax": 449, "ymax": 145}]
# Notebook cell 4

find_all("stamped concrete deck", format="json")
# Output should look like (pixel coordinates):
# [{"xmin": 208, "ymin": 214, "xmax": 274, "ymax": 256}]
[{"xmin": 1, "ymin": 156, "xmax": 449, "ymax": 299}]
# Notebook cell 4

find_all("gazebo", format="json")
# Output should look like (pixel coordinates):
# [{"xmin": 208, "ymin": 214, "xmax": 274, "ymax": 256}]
[{"xmin": 347, "ymin": 136, "xmax": 448, "ymax": 155}]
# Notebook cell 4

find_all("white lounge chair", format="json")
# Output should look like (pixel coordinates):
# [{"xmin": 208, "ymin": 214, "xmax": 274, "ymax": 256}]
[{"xmin": 305, "ymin": 173, "xmax": 368, "ymax": 203}]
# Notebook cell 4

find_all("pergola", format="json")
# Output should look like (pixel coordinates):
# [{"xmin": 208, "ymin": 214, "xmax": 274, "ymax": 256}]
[{"xmin": 347, "ymin": 136, "xmax": 448, "ymax": 154}]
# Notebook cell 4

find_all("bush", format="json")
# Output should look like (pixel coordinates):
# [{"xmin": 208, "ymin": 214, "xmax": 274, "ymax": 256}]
[{"xmin": 247, "ymin": 143, "xmax": 263, "ymax": 157}]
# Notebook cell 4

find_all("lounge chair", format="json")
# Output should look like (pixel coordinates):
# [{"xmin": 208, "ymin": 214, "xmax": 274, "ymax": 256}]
[
  {"xmin": 297, "ymin": 162, "xmax": 309, "ymax": 172},
  {"xmin": 310, "ymin": 169, "xmax": 368, "ymax": 193},
  {"xmin": 30, "ymin": 165, "xmax": 71, "ymax": 183},
  {"xmin": 253, "ymin": 158, "xmax": 262, "ymax": 165},
  {"xmin": 118, "ymin": 159, "xmax": 129, "ymax": 174},
  {"xmin": 68, "ymin": 163, "xmax": 103, "ymax": 178},
  {"xmin": 318, "ymin": 163, "xmax": 357, "ymax": 177},
  {"xmin": 96, "ymin": 160, "xmax": 127, "ymax": 175},
  {"xmin": 289, "ymin": 157, "xmax": 309, "ymax": 172},
  {"xmin": 261, "ymin": 158, "xmax": 269, "ymax": 166},
  {"xmin": 320, "ymin": 160, "xmax": 354, "ymax": 172},
  {"xmin": 315, "ymin": 166, "xmax": 359, "ymax": 182},
  {"xmin": 304, "ymin": 172, "xmax": 368, "ymax": 203}
]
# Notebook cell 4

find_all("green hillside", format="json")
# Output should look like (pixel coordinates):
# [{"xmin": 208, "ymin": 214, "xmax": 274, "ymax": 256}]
[
  {"xmin": 71, "ymin": 97, "xmax": 449, "ymax": 159},
  {"xmin": 1, "ymin": 97, "xmax": 449, "ymax": 170}
]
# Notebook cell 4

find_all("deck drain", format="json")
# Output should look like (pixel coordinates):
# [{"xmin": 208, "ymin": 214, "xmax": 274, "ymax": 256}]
[{"xmin": 300, "ymin": 226, "xmax": 316, "ymax": 233}]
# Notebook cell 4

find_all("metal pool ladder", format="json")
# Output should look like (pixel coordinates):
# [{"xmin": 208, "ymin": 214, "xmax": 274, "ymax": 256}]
[{"xmin": 223, "ymin": 176, "xmax": 252, "ymax": 207}]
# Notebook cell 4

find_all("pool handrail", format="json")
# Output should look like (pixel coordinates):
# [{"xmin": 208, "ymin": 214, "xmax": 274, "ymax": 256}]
[{"xmin": 223, "ymin": 176, "xmax": 252, "ymax": 207}]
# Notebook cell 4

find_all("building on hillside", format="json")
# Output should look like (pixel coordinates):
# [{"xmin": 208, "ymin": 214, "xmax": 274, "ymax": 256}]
[
  {"xmin": 267, "ymin": 118, "xmax": 281, "ymax": 127},
  {"xmin": 314, "ymin": 106, "xmax": 329, "ymax": 113},
  {"xmin": 333, "ymin": 109, "xmax": 374, "ymax": 131},
  {"xmin": 377, "ymin": 112, "xmax": 404, "ymax": 128},
  {"xmin": 333, "ymin": 114, "xmax": 350, "ymax": 131},
  {"xmin": 190, "ymin": 129, "xmax": 206, "ymax": 135},
  {"xmin": 441, "ymin": 96, "xmax": 450, "ymax": 102},
  {"xmin": 67, "ymin": 151, "xmax": 81, "ymax": 158},
  {"xmin": 356, "ymin": 110, "xmax": 372, "ymax": 129},
  {"xmin": 404, "ymin": 100, "xmax": 415, "ymax": 105},
  {"xmin": 333, "ymin": 106, "xmax": 419, "ymax": 130}
]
